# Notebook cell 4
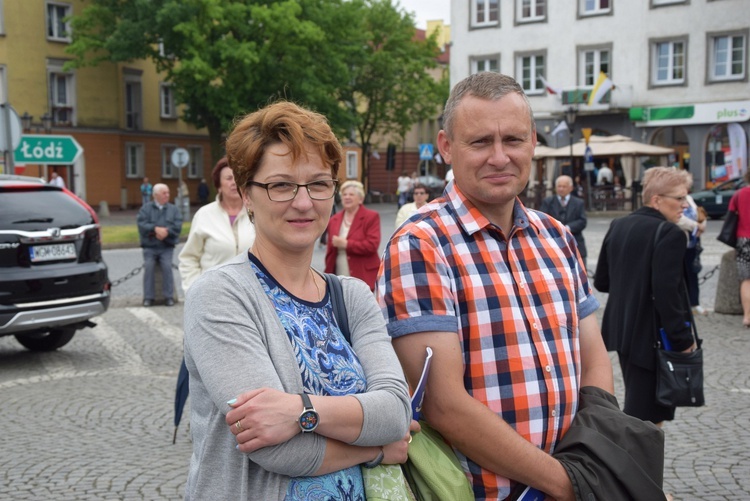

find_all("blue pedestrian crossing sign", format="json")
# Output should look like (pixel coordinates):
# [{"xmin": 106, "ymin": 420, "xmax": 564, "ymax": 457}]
[{"xmin": 419, "ymin": 143, "xmax": 434, "ymax": 161}]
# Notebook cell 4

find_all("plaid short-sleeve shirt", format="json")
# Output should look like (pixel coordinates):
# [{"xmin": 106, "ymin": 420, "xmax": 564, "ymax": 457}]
[{"xmin": 376, "ymin": 183, "xmax": 598, "ymax": 501}]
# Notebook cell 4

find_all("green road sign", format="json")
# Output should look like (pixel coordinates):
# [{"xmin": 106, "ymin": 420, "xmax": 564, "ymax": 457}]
[{"xmin": 14, "ymin": 134, "xmax": 83, "ymax": 164}]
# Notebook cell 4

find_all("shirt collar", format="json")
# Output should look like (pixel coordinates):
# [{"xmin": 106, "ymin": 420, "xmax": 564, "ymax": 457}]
[{"xmin": 446, "ymin": 182, "xmax": 538, "ymax": 237}]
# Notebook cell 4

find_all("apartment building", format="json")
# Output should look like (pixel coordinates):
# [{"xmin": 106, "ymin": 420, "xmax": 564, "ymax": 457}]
[
  {"xmin": 450, "ymin": 0, "xmax": 748, "ymax": 188},
  {"xmin": 0, "ymin": 0, "xmax": 212, "ymax": 208}
]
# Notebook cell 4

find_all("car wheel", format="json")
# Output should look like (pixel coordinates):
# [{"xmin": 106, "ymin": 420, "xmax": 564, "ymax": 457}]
[{"xmin": 15, "ymin": 328, "xmax": 77, "ymax": 351}]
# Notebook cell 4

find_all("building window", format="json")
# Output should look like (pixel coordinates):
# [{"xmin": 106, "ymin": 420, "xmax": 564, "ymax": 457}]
[
  {"xmin": 0, "ymin": 66, "xmax": 6, "ymax": 105},
  {"xmin": 162, "ymin": 145, "xmax": 177, "ymax": 178},
  {"xmin": 187, "ymin": 146, "xmax": 203, "ymax": 179},
  {"xmin": 471, "ymin": 56, "xmax": 500, "ymax": 74},
  {"xmin": 473, "ymin": 0, "xmax": 499, "ymax": 27},
  {"xmin": 516, "ymin": 53, "xmax": 546, "ymax": 94},
  {"xmin": 709, "ymin": 32, "xmax": 747, "ymax": 82},
  {"xmin": 652, "ymin": 39, "xmax": 686, "ymax": 85},
  {"xmin": 580, "ymin": 0, "xmax": 610, "ymax": 15},
  {"xmin": 579, "ymin": 47, "xmax": 611, "ymax": 86},
  {"xmin": 125, "ymin": 80, "xmax": 142, "ymax": 130},
  {"xmin": 48, "ymin": 70, "xmax": 75, "ymax": 125},
  {"xmin": 0, "ymin": 0, "xmax": 6, "ymax": 35},
  {"xmin": 518, "ymin": 0, "xmax": 546, "ymax": 22},
  {"xmin": 346, "ymin": 151, "xmax": 358, "ymax": 179},
  {"xmin": 160, "ymin": 83, "xmax": 176, "ymax": 119},
  {"xmin": 651, "ymin": 0, "xmax": 686, "ymax": 6},
  {"xmin": 46, "ymin": 2, "xmax": 71, "ymax": 42},
  {"xmin": 125, "ymin": 143, "xmax": 144, "ymax": 178}
]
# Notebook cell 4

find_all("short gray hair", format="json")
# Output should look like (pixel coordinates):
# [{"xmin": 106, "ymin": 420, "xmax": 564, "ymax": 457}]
[
  {"xmin": 340, "ymin": 180, "xmax": 365, "ymax": 199},
  {"xmin": 442, "ymin": 72, "xmax": 535, "ymax": 138}
]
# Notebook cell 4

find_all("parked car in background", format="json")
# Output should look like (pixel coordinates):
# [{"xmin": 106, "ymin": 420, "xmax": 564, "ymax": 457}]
[
  {"xmin": 0, "ymin": 175, "xmax": 110, "ymax": 351},
  {"xmin": 691, "ymin": 177, "xmax": 746, "ymax": 219}
]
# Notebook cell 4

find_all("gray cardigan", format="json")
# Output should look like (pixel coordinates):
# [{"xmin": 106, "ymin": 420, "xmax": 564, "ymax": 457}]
[{"xmin": 183, "ymin": 253, "xmax": 411, "ymax": 500}]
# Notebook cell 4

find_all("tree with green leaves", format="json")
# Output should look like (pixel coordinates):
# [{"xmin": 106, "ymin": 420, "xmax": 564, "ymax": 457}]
[
  {"xmin": 340, "ymin": 0, "xmax": 448, "ymax": 189},
  {"xmin": 67, "ymin": 0, "xmax": 446, "ymax": 186}
]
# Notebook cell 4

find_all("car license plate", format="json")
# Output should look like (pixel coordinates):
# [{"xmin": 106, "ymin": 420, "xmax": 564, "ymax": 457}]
[
  {"xmin": 29, "ymin": 243, "xmax": 77, "ymax": 262},
  {"xmin": 716, "ymin": 194, "xmax": 723, "ymax": 204}
]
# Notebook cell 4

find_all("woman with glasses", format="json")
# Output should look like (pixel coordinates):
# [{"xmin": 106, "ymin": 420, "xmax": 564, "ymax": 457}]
[
  {"xmin": 394, "ymin": 182, "xmax": 431, "ymax": 229},
  {"xmin": 324, "ymin": 180, "xmax": 381, "ymax": 291},
  {"xmin": 594, "ymin": 167, "xmax": 697, "ymax": 426},
  {"xmin": 183, "ymin": 101, "xmax": 412, "ymax": 501}
]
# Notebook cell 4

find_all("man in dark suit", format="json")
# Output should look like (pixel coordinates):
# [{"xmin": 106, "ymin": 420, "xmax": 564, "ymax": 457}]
[{"xmin": 540, "ymin": 175, "xmax": 588, "ymax": 267}]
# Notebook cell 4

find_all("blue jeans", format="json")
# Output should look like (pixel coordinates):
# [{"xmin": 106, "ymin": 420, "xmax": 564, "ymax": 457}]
[{"xmin": 142, "ymin": 246, "xmax": 174, "ymax": 301}]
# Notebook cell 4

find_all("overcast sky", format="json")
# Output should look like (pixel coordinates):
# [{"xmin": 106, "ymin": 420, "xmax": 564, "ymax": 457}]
[{"xmin": 399, "ymin": 0, "xmax": 450, "ymax": 29}]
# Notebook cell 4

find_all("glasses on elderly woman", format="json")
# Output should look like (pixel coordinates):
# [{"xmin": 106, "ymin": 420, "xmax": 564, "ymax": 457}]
[{"xmin": 248, "ymin": 180, "xmax": 339, "ymax": 202}]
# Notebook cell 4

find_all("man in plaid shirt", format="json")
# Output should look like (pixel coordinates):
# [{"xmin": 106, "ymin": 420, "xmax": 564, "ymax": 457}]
[{"xmin": 376, "ymin": 72, "xmax": 614, "ymax": 501}]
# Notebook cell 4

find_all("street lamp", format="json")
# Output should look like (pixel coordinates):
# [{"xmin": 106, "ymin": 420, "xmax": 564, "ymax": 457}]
[{"xmin": 20, "ymin": 112, "xmax": 52, "ymax": 133}]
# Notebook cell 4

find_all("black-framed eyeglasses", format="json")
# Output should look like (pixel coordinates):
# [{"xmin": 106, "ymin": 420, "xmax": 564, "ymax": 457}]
[
  {"xmin": 247, "ymin": 179, "xmax": 339, "ymax": 202},
  {"xmin": 659, "ymin": 194, "xmax": 687, "ymax": 203}
]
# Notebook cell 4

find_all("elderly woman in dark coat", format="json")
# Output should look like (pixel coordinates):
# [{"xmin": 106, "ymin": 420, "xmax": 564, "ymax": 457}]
[{"xmin": 594, "ymin": 167, "xmax": 698, "ymax": 425}]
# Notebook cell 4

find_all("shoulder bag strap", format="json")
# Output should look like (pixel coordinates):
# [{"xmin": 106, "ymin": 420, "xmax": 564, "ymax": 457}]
[{"xmin": 325, "ymin": 273, "xmax": 351, "ymax": 344}]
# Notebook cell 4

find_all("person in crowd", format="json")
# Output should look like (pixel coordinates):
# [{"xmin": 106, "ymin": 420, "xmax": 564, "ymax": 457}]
[
  {"xmin": 676, "ymin": 174, "xmax": 707, "ymax": 316},
  {"xmin": 377, "ymin": 72, "xmax": 613, "ymax": 501},
  {"xmin": 183, "ymin": 101, "xmax": 412, "ymax": 501},
  {"xmin": 595, "ymin": 167, "xmax": 697, "ymax": 426},
  {"xmin": 540, "ymin": 174, "xmax": 588, "ymax": 268},
  {"xmin": 396, "ymin": 170, "xmax": 413, "ymax": 208},
  {"xmin": 612, "ymin": 175, "xmax": 625, "ymax": 199},
  {"xmin": 596, "ymin": 163, "xmax": 613, "ymax": 185},
  {"xmin": 394, "ymin": 182, "xmax": 430, "ymax": 229},
  {"xmin": 49, "ymin": 171, "xmax": 65, "ymax": 188},
  {"xmin": 573, "ymin": 174, "xmax": 585, "ymax": 198},
  {"xmin": 197, "ymin": 178, "xmax": 210, "ymax": 205},
  {"xmin": 729, "ymin": 169, "xmax": 750, "ymax": 327},
  {"xmin": 136, "ymin": 183, "xmax": 183, "ymax": 307},
  {"xmin": 179, "ymin": 179, "xmax": 190, "ymax": 206},
  {"xmin": 179, "ymin": 157, "xmax": 256, "ymax": 291},
  {"xmin": 325, "ymin": 180, "xmax": 381, "ymax": 290},
  {"xmin": 140, "ymin": 177, "xmax": 153, "ymax": 206}
]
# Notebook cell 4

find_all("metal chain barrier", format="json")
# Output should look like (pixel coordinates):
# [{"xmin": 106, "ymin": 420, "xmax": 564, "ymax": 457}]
[
  {"xmin": 698, "ymin": 264, "xmax": 720, "ymax": 286},
  {"xmin": 110, "ymin": 266, "xmax": 143, "ymax": 287},
  {"xmin": 109, "ymin": 262, "xmax": 180, "ymax": 288}
]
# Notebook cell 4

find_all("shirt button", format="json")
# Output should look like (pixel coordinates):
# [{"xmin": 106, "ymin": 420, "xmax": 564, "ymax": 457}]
[
  {"xmin": 552, "ymin": 410, "xmax": 557, "ymax": 417},
  {"xmin": 520, "ymin": 283, "xmax": 525, "ymax": 289},
  {"xmin": 533, "ymin": 323, "xmax": 539, "ymax": 329},
  {"xmin": 545, "ymin": 365, "xmax": 552, "ymax": 372}
]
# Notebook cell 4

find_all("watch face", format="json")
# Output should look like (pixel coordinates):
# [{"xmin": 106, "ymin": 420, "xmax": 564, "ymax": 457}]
[{"xmin": 299, "ymin": 410, "xmax": 319, "ymax": 432}]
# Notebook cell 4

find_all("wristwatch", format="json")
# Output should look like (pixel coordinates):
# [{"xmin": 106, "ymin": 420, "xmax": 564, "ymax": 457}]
[{"xmin": 298, "ymin": 393, "xmax": 319, "ymax": 433}]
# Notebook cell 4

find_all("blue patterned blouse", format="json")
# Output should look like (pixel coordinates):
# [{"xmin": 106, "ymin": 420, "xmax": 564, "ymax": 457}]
[{"xmin": 250, "ymin": 255, "xmax": 368, "ymax": 500}]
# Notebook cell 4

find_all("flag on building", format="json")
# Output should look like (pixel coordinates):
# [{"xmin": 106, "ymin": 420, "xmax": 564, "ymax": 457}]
[
  {"xmin": 539, "ymin": 74, "xmax": 563, "ymax": 95},
  {"xmin": 551, "ymin": 120, "xmax": 569, "ymax": 136},
  {"xmin": 588, "ymin": 72, "xmax": 614, "ymax": 106}
]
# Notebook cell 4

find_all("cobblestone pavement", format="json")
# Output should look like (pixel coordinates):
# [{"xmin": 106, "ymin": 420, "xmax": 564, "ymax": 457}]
[{"xmin": 0, "ymin": 205, "xmax": 747, "ymax": 500}]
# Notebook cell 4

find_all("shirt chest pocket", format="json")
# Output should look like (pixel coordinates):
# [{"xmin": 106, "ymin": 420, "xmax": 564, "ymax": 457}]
[{"xmin": 525, "ymin": 268, "xmax": 576, "ymax": 331}]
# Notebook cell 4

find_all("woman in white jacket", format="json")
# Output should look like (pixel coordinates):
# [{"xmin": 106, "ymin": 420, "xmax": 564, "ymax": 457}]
[{"xmin": 179, "ymin": 157, "xmax": 256, "ymax": 291}]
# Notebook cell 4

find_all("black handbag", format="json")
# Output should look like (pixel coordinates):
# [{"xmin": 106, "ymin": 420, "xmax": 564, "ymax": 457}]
[
  {"xmin": 655, "ymin": 334, "xmax": 705, "ymax": 407},
  {"xmin": 652, "ymin": 222, "xmax": 705, "ymax": 407},
  {"xmin": 717, "ymin": 208, "xmax": 738, "ymax": 247}
]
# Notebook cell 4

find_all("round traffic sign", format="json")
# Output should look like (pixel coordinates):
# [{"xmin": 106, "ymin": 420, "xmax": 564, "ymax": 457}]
[
  {"xmin": 171, "ymin": 147, "xmax": 190, "ymax": 169},
  {"xmin": 0, "ymin": 105, "xmax": 22, "ymax": 152}
]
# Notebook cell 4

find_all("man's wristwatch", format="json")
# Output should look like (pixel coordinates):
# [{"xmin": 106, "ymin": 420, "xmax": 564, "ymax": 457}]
[
  {"xmin": 363, "ymin": 447, "xmax": 385, "ymax": 469},
  {"xmin": 298, "ymin": 393, "xmax": 319, "ymax": 433}
]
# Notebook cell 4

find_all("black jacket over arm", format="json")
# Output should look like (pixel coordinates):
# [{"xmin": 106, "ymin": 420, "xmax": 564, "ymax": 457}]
[{"xmin": 594, "ymin": 206, "xmax": 693, "ymax": 369}]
